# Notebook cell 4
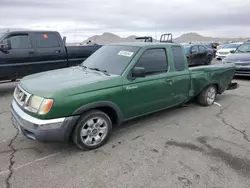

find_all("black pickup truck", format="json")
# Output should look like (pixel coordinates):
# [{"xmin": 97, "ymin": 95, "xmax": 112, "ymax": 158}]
[{"xmin": 0, "ymin": 30, "xmax": 102, "ymax": 81}]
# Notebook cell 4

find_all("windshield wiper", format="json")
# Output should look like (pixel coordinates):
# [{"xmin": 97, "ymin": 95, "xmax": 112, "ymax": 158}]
[
  {"xmin": 88, "ymin": 67, "xmax": 110, "ymax": 76},
  {"xmin": 236, "ymin": 49, "xmax": 244, "ymax": 53}
]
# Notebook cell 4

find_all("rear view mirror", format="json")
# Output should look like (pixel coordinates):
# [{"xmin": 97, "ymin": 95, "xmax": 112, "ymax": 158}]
[
  {"xmin": 230, "ymin": 50, "xmax": 235, "ymax": 53},
  {"xmin": 132, "ymin": 66, "xmax": 146, "ymax": 78},
  {"xmin": 0, "ymin": 39, "xmax": 12, "ymax": 52}
]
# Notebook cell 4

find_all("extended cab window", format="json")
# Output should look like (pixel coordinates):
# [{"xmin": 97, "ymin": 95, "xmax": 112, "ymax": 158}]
[
  {"xmin": 137, "ymin": 48, "xmax": 168, "ymax": 75},
  {"xmin": 34, "ymin": 33, "xmax": 59, "ymax": 48},
  {"xmin": 6, "ymin": 34, "xmax": 32, "ymax": 49},
  {"xmin": 172, "ymin": 46, "xmax": 186, "ymax": 71}
]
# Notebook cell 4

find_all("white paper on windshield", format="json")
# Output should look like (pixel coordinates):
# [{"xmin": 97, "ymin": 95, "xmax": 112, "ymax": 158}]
[{"xmin": 118, "ymin": 50, "xmax": 134, "ymax": 57}]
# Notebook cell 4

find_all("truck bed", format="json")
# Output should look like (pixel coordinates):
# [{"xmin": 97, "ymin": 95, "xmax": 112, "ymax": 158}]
[
  {"xmin": 66, "ymin": 45, "xmax": 102, "ymax": 66},
  {"xmin": 189, "ymin": 63, "xmax": 236, "ymax": 97}
]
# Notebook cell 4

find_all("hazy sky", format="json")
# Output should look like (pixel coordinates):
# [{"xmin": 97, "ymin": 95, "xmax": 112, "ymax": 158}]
[{"xmin": 1, "ymin": 0, "xmax": 250, "ymax": 42}]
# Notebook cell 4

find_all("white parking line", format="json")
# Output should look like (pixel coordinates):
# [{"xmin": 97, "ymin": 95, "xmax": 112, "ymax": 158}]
[
  {"xmin": 0, "ymin": 147, "xmax": 74, "ymax": 176},
  {"xmin": 214, "ymin": 102, "xmax": 222, "ymax": 107}
]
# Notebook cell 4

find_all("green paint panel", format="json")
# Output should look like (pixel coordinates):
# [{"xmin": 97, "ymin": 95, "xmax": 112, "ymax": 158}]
[{"xmin": 17, "ymin": 43, "xmax": 236, "ymax": 121}]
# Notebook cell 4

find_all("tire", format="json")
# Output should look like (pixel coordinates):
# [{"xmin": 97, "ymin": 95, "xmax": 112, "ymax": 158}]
[
  {"xmin": 72, "ymin": 110, "xmax": 112, "ymax": 150},
  {"xmin": 205, "ymin": 55, "xmax": 212, "ymax": 65},
  {"xmin": 197, "ymin": 85, "xmax": 217, "ymax": 106}
]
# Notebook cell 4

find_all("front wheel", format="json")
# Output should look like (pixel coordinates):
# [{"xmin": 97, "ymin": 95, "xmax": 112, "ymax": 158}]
[
  {"xmin": 205, "ymin": 55, "xmax": 212, "ymax": 65},
  {"xmin": 197, "ymin": 85, "xmax": 217, "ymax": 106},
  {"xmin": 73, "ymin": 110, "xmax": 112, "ymax": 150}
]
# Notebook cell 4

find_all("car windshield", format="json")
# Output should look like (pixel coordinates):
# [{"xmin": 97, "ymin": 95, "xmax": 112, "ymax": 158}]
[
  {"xmin": 82, "ymin": 45, "xmax": 140, "ymax": 75},
  {"xmin": 235, "ymin": 43, "xmax": 250, "ymax": 53},
  {"xmin": 223, "ymin": 43, "xmax": 241, "ymax": 49},
  {"xmin": 206, "ymin": 43, "xmax": 213, "ymax": 48},
  {"xmin": 184, "ymin": 46, "xmax": 191, "ymax": 53}
]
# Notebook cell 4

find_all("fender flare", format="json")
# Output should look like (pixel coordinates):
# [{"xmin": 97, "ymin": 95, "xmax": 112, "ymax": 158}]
[
  {"xmin": 206, "ymin": 53, "xmax": 213, "ymax": 57},
  {"xmin": 72, "ymin": 101, "xmax": 124, "ymax": 125}
]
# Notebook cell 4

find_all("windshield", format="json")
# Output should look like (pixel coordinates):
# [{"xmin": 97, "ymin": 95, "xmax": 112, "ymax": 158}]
[
  {"xmin": 184, "ymin": 46, "xmax": 191, "ymax": 53},
  {"xmin": 206, "ymin": 43, "xmax": 213, "ymax": 48},
  {"xmin": 235, "ymin": 43, "xmax": 250, "ymax": 53},
  {"xmin": 223, "ymin": 43, "xmax": 241, "ymax": 49},
  {"xmin": 82, "ymin": 45, "xmax": 140, "ymax": 75}
]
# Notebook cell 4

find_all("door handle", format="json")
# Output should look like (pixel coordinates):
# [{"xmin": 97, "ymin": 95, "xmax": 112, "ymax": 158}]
[{"xmin": 55, "ymin": 50, "xmax": 61, "ymax": 53}]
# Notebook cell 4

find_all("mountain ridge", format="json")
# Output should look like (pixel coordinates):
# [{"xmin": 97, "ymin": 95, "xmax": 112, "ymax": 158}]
[{"xmin": 80, "ymin": 32, "xmax": 250, "ymax": 45}]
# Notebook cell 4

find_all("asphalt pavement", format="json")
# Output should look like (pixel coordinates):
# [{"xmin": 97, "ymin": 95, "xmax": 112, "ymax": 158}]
[{"xmin": 1, "ymin": 59, "xmax": 250, "ymax": 188}]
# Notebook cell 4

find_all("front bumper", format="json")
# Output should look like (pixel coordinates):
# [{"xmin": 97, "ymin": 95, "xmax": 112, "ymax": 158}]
[
  {"xmin": 11, "ymin": 100, "xmax": 79, "ymax": 142},
  {"xmin": 216, "ymin": 55, "xmax": 227, "ymax": 59},
  {"xmin": 234, "ymin": 65, "xmax": 250, "ymax": 76}
]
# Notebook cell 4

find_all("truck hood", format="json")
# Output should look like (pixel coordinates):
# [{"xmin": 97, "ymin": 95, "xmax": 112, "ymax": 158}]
[
  {"xmin": 225, "ymin": 53, "xmax": 250, "ymax": 63},
  {"xmin": 19, "ymin": 66, "xmax": 121, "ymax": 97}
]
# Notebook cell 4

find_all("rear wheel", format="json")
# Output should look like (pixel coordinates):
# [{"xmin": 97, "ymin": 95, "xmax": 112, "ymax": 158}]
[
  {"xmin": 73, "ymin": 110, "xmax": 112, "ymax": 150},
  {"xmin": 197, "ymin": 85, "xmax": 217, "ymax": 106}
]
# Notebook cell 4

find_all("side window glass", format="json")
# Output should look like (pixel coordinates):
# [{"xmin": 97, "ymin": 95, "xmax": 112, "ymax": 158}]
[
  {"xmin": 171, "ymin": 46, "xmax": 186, "ymax": 71},
  {"xmin": 199, "ymin": 45, "xmax": 205, "ymax": 52},
  {"xmin": 136, "ymin": 49, "xmax": 168, "ymax": 76},
  {"xmin": 191, "ymin": 46, "xmax": 198, "ymax": 53},
  {"xmin": 7, "ymin": 35, "xmax": 32, "ymax": 49},
  {"xmin": 34, "ymin": 33, "xmax": 59, "ymax": 48}
]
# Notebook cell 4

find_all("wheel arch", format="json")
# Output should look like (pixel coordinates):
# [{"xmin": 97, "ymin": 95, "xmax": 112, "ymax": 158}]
[
  {"xmin": 72, "ymin": 101, "xmax": 124, "ymax": 126},
  {"xmin": 196, "ymin": 82, "xmax": 219, "ymax": 97}
]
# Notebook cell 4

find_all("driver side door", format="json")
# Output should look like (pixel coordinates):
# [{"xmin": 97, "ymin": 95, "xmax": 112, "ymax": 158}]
[
  {"xmin": 198, "ymin": 45, "xmax": 206, "ymax": 64},
  {"xmin": 189, "ymin": 45, "xmax": 199, "ymax": 65},
  {"xmin": 121, "ymin": 48, "xmax": 175, "ymax": 119},
  {"xmin": 0, "ymin": 33, "xmax": 34, "ymax": 80}
]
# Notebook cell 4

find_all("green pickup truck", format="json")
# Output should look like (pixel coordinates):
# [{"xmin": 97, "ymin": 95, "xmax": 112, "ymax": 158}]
[{"xmin": 11, "ymin": 42, "xmax": 237, "ymax": 150}]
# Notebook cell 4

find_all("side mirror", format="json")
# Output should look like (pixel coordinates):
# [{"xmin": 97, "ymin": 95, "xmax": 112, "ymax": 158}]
[
  {"xmin": 0, "ymin": 39, "xmax": 12, "ymax": 52},
  {"xmin": 230, "ymin": 50, "xmax": 235, "ymax": 53},
  {"xmin": 132, "ymin": 66, "xmax": 146, "ymax": 78}
]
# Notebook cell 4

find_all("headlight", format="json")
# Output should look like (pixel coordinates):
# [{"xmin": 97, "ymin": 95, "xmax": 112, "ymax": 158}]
[
  {"xmin": 29, "ymin": 95, "xmax": 44, "ymax": 110},
  {"xmin": 27, "ymin": 95, "xmax": 54, "ymax": 115}
]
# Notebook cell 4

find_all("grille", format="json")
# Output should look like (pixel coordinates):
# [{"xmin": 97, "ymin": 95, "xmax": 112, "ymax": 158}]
[
  {"xmin": 218, "ymin": 52, "xmax": 229, "ymax": 55},
  {"xmin": 14, "ymin": 86, "xmax": 31, "ymax": 106},
  {"xmin": 235, "ymin": 62, "xmax": 250, "ymax": 66}
]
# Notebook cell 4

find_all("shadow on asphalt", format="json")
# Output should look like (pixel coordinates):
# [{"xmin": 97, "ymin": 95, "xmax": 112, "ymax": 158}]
[
  {"xmin": 234, "ymin": 76, "xmax": 250, "ymax": 81},
  {"xmin": 0, "ymin": 85, "xmax": 16, "ymax": 96},
  {"xmin": 0, "ymin": 81, "xmax": 18, "ymax": 96}
]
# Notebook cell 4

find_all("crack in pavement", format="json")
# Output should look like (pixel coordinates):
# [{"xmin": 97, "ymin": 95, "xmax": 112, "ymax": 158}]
[
  {"xmin": 216, "ymin": 106, "xmax": 250, "ymax": 143},
  {"xmin": 4, "ymin": 125, "xmax": 19, "ymax": 188}
]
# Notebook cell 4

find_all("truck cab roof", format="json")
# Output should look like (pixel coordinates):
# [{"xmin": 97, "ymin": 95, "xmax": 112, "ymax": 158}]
[
  {"xmin": 4, "ymin": 30, "xmax": 59, "ymax": 34},
  {"xmin": 107, "ymin": 42, "xmax": 179, "ymax": 47}
]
